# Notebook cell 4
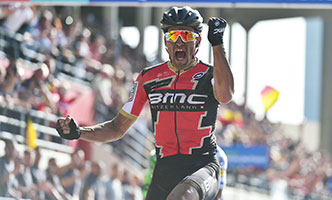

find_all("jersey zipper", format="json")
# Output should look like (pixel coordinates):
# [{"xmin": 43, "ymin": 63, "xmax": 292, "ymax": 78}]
[{"xmin": 174, "ymin": 71, "xmax": 181, "ymax": 154}]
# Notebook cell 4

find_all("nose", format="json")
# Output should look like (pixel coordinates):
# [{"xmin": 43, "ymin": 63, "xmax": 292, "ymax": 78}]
[{"xmin": 175, "ymin": 36, "xmax": 185, "ymax": 45}]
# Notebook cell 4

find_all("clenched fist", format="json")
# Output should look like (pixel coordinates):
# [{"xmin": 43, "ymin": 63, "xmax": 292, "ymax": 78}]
[
  {"xmin": 207, "ymin": 17, "xmax": 227, "ymax": 46},
  {"xmin": 56, "ymin": 116, "xmax": 81, "ymax": 140}
]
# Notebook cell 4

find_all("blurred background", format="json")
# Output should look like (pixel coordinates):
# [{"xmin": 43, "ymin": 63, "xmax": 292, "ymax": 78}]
[{"xmin": 0, "ymin": 0, "xmax": 332, "ymax": 199}]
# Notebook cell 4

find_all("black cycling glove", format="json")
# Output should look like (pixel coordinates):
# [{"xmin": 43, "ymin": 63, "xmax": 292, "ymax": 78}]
[
  {"xmin": 208, "ymin": 17, "xmax": 227, "ymax": 46},
  {"xmin": 56, "ymin": 117, "xmax": 81, "ymax": 140}
]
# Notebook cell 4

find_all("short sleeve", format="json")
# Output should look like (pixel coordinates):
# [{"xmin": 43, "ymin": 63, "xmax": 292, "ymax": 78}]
[{"xmin": 121, "ymin": 72, "xmax": 148, "ymax": 120}]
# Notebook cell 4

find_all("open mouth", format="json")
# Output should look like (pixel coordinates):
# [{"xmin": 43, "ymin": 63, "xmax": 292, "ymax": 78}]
[{"xmin": 175, "ymin": 50, "xmax": 186, "ymax": 61}]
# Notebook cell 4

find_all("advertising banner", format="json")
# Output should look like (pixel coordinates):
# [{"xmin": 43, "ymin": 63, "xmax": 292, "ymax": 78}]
[{"xmin": 221, "ymin": 145, "xmax": 269, "ymax": 169}]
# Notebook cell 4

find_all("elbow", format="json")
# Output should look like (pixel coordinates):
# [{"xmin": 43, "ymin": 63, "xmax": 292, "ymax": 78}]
[{"xmin": 215, "ymin": 90, "xmax": 234, "ymax": 104}]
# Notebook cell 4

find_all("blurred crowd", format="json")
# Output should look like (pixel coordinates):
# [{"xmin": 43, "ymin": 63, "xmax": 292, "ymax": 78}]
[
  {"xmin": 0, "ymin": 4, "xmax": 152, "ymax": 122},
  {"xmin": 0, "ymin": 139, "xmax": 144, "ymax": 200},
  {"xmin": 1, "ymin": 3, "xmax": 332, "ymax": 200},
  {"xmin": 215, "ymin": 102, "xmax": 332, "ymax": 198}
]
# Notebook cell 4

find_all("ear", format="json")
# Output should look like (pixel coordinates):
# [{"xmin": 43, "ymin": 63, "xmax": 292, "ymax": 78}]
[{"xmin": 194, "ymin": 36, "xmax": 201, "ymax": 55}]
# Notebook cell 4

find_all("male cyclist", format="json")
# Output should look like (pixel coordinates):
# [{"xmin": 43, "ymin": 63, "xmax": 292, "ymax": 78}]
[{"xmin": 56, "ymin": 6, "xmax": 234, "ymax": 200}]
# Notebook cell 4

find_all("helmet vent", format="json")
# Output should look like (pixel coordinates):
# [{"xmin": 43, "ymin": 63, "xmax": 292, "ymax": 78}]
[{"xmin": 160, "ymin": 6, "xmax": 203, "ymax": 33}]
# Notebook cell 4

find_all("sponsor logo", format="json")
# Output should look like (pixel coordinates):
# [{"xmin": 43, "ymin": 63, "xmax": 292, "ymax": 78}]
[
  {"xmin": 148, "ymin": 93, "xmax": 207, "ymax": 105},
  {"xmin": 214, "ymin": 20, "xmax": 220, "ymax": 26},
  {"xmin": 204, "ymin": 180, "xmax": 210, "ymax": 192},
  {"xmin": 128, "ymin": 82, "xmax": 138, "ymax": 102},
  {"xmin": 193, "ymin": 72, "xmax": 205, "ymax": 80},
  {"xmin": 213, "ymin": 28, "xmax": 225, "ymax": 34}
]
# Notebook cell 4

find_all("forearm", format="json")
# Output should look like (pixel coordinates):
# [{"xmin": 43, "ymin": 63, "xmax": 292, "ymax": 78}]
[
  {"xmin": 213, "ymin": 45, "xmax": 234, "ymax": 103},
  {"xmin": 79, "ymin": 112, "xmax": 134, "ymax": 143},
  {"xmin": 80, "ymin": 121, "xmax": 122, "ymax": 142}
]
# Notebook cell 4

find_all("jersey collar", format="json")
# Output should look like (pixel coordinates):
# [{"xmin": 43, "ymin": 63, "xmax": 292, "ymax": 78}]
[{"xmin": 168, "ymin": 58, "xmax": 198, "ymax": 74}]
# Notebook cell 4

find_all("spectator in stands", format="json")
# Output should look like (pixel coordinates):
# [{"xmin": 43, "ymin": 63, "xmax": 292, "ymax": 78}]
[
  {"xmin": 18, "ymin": 63, "xmax": 56, "ymax": 112},
  {"xmin": 31, "ymin": 147, "xmax": 46, "ymax": 198},
  {"xmin": 1, "ymin": 4, "xmax": 36, "ymax": 33},
  {"xmin": 72, "ymin": 27, "xmax": 92, "ymax": 79},
  {"xmin": 131, "ymin": 175, "xmax": 144, "ymax": 200},
  {"xmin": 93, "ymin": 64, "xmax": 116, "ymax": 122},
  {"xmin": 80, "ymin": 161, "xmax": 106, "ymax": 200},
  {"xmin": 105, "ymin": 164, "xmax": 123, "ymax": 200},
  {"xmin": 0, "ymin": 59, "xmax": 20, "ymax": 106},
  {"xmin": 59, "ymin": 149, "xmax": 88, "ymax": 199},
  {"xmin": 9, "ymin": 156, "xmax": 23, "ymax": 198},
  {"xmin": 46, "ymin": 158, "xmax": 72, "ymax": 200},
  {"xmin": 60, "ymin": 19, "xmax": 83, "ymax": 63},
  {"xmin": 89, "ymin": 34, "xmax": 106, "ymax": 62},
  {"xmin": 55, "ymin": 81, "xmax": 82, "ymax": 117},
  {"xmin": 0, "ymin": 139, "xmax": 18, "ymax": 197},
  {"xmin": 121, "ymin": 169, "xmax": 135, "ymax": 200},
  {"xmin": 110, "ymin": 68, "xmax": 130, "ymax": 110},
  {"xmin": 15, "ymin": 150, "xmax": 40, "ymax": 199},
  {"xmin": 0, "ymin": 65, "xmax": 5, "ymax": 103},
  {"xmin": 31, "ymin": 9, "xmax": 56, "ymax": 54},
  {"xmin": 0, "ymin": 5, "xmax": 10, "ymax": 25}
]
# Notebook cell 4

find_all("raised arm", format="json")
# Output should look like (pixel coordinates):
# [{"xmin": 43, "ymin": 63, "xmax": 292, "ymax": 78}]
[
  {"xmin": 212, "ymin": 45, "xmax": 234, "ymax": 103},
  {"xmin": 56, "ymin": 112, "xmax": 136, "ymax": 143},
  {"xmin": 207, "ymin": 17, "xmax": 234, "ymax": 103}
]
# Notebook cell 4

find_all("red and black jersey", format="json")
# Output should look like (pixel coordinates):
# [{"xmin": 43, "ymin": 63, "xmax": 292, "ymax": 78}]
[{"xmin": 120, "ymin": 59, "xmax": 219, "ymax": 160}]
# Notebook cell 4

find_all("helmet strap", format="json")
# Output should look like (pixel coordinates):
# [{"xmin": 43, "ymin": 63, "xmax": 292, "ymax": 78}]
[{"xmin": 194, "ymin": 36, "xmax": 201, "ymax": 56}]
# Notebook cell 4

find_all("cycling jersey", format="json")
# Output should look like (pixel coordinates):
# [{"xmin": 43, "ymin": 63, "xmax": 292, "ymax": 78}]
[{"xmin": 121, "ymin": 59, "xmax": 220, "ymax": 160}]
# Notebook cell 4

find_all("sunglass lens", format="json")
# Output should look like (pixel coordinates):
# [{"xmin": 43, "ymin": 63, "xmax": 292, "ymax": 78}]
[{"xmin": 166, "ymin": 31, "xmax": 196, "ymax": 42}]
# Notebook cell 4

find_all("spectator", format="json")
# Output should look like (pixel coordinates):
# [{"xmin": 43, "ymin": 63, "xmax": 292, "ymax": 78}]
[
  {"xmin": 31, "ymin": 10, "xmax": 55, "ymax": 53},
  {"xmin": 89, "ymin": 34, "xmax": 106, "ymax": 62},
  {"xmin": 46, "ymin": 158, "xmax": 72, "ymax": 200},
  {"xmin": 131, "ymin": 175, "xmax": 143, "ymax": 200},
  {"xmin": 18, "ymin": 63, "xmax": 56, "ymax": 112},
  {"xmin": 15, "ymin": 150, "xmax": 39, "ymax": 199},
  {"xmin": 105, "ymin": 164, "xmax": 123, "ymax": 200},
  {"xmin": 92, "ymin": 64, "xmax": 116, "ymax": 122},
  {"xmin": 80, "ymin": 161, "xmax": 106, "ymax": 200},
  {"xmin": 1, "ymin": 4, "xmax": 37, "ymax": 34},
  {"xmin": 122, "ymin": 169, "xmax": 135, "ymax": 200},
  {"xmin": 59, "ymin": 149, "xmax": 88, "ymax": 199},
  {"xmin": 55, "ymin": 81, "xmax": 81, "ymax": 117},
  {"xmin": 0, "ymin": 139, "xmax": 17, "ymax": 197},
  {"xmin": 0, "ymin": 59, "xmax": 20, "ymax": 106}
]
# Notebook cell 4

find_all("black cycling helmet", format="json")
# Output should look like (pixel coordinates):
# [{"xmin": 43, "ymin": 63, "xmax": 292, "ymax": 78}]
[{"xmin": 160, "ymin": 6, "xmax": 203, "ymax": 33}]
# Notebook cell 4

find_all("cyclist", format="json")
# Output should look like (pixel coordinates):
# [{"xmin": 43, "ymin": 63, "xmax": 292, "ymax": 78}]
[{"xmin": 56, "ymin": 6, "xmax": 234, "ymax": 200}]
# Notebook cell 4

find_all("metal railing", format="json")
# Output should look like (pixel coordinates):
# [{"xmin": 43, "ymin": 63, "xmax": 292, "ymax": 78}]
[
  {"xmin": 0, "ymin": 104, "xmax": 155, "ymax": 169},
  {"xmin": 0, "ymin": 104, "xmax": 73, "ymax": 153}
]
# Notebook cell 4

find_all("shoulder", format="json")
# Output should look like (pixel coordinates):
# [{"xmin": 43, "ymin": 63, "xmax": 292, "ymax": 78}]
[
  {"xmin": 195, "ymin": 60, "xmax": 214, "ymax": 76},
  {"xmin": 198, "ymin": 60, "xmax": 213, "ymax": 69},
  {"xmin": 141, "ymin": 61, "xmax": 168, "ymax": 76}
]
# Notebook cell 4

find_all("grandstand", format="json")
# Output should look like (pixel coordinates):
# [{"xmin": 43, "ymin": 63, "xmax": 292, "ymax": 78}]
[{"xmin": 1, "ymin": 1, "xmax": 332, "ymax": 199}]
